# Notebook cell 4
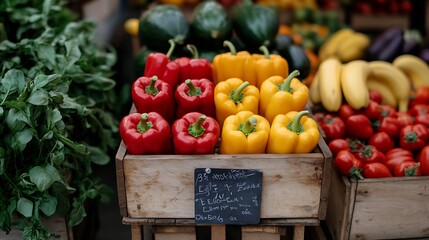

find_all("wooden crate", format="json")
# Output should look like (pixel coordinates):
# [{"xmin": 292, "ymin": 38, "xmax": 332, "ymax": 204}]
[{"xmin": 325, "ymin": 168, "xmax": 429, "ymax": 240}]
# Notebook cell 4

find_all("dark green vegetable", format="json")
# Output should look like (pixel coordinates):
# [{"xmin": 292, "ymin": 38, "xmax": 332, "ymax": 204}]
[
  {"xmin": 133, "ymin": 48, "xmax": 156, "ymax": 77},
  {"xmin": 190, "ymin": 0, "xmax": 232, "ymax": 49},
  {"xmin": 139, "ymin": 5, "xmax": 189, "ymax": 52},
  {"xmin": 232, "ymin": 0, "xmax": 279, "ymax": 51},
  {"xmin": 275, "ymin": 36, "xmax": 311, "ymax": 80}
]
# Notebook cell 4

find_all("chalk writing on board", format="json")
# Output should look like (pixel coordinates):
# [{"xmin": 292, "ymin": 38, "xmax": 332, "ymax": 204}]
[{"xmin": 194, "ymin": 168, "xmax": 262, "ymax": 225}]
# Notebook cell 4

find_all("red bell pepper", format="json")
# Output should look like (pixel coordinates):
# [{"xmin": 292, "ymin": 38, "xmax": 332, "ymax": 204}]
[
  {"xmin": 119, "ymin": 112, "xmax": 171, "ymax": 155},
  {"xmin": 363, "ymin": 162, "xmax": 393, "ymax": 178},
  {"xmin": 175, "ymin": 79, "xmax": 215, "ymax": 119},
  {"xmin": 354, "ymin": 145, "xmax": 386, "ymax": 164},
  {"xmin": 375, "ymin": 116, "xmax": 400, "ymax": 138},
  {"xmin": 174, "ymin": 45, "xmax": 213, "ymax": 84},
  {"xmin": 131, "ymin": 76, "xmax": 175, "ymax": 123},
  {"xmin": 418, "ymin": 145, "xmax": 429, "ymax": 175},
  {"xmin": 368, "ymin": 132, "xmax": 394, "ymax": 153},
  {"xmin": 346, "ymin": 114, "xmax": 374, "ymax": 140},
  {"xmin": 315, "ymin": 113, "xmax": 346, "ymax": 143},
  {"xmin": 399, "ymin": 123, "xmax": 429, "ymax": 151},
  {"xmin": 334, "ymin": 150, "xmax": 364, "ymax": 180},
  {"xmin": 172, "ymin": 112, "xmax": 220, "ymax": 154},
  {"xmin": 144, "ymin": 40, "xmax": 180, "ymax": 88}
]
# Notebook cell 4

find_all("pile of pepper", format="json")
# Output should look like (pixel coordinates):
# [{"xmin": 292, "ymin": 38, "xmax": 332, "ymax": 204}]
[
  {"xmin": 120, "ymin": 39, "xmax": 321, "ymax": 155},
  {"xmin": 314, "ymin": 87, "xmax": 429, "ymax": 178}
]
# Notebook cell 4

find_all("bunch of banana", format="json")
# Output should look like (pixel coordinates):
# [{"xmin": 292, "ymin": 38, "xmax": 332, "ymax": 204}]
[
  {"xmin": 309, "ymin": 57, "xmax": 412, "ymax": 113},
  {"xmin": 392, "ymin": 54, "xmax": 429, "ymax": 89},
  {"xmin": 318, "ymin": 28, "xmax": 370, "ymax": 63}
]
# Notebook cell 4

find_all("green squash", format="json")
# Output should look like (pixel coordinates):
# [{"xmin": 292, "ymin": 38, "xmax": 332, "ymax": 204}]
[
  {"xmin": 232, "ymin": 0, "xmax": 279, "ymax": 51},
  {"xmin": 190, "ymin": 1, "xmax": 232, "ymax": 49},
  {"xmin": 138, "ymin": 5, "xmax": 189, "ymax": 52}
]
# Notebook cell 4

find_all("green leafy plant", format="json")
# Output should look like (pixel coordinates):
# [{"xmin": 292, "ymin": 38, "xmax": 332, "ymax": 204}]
[{"xmin": 0, "ymin": 0, "xmax": 119, "ymax": 239}]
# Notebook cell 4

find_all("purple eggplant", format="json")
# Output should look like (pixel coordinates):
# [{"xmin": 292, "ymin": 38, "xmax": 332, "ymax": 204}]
[
  {"xmin": 420, "ymin": 48, "xmax": 429, "ymax": 65},
  {"xmin": 366, "ymin": 27, "xmax": 404, "ymax": 62}
]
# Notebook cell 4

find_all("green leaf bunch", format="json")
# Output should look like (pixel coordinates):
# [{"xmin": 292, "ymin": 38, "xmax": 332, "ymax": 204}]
[{"xmin": 0, "ymin": 0, "xmax": 119, "ymax": 238}]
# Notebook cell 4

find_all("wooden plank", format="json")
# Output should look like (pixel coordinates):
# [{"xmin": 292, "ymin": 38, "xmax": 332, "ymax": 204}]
[
  {"xmin": 0, "ymin": 215, "xmax": 70, "ymax": 240},
  {"xmin": 349, "ymin": 177, "xmax": 429, "ymax": 239},
  {"xmin": 153, "ymin": 226, "xmax": 196, "ymax": 240},
  {"xmin": 316, "ymin": 136, "xmax": 333, "ymax": 220},
  {"xmin": 123, "ymin": 153, "xmax": 324, "ymax": 219},
  {"xmin": 293, "ymin": 225, "xmax": 305, "ymax": 240},
  {"xmin": 115, "ymin": 140, "xmax": 128, "ymax": 217},
  {"xmin": 325, "ymin": 169, "xmax": 353, "ymax": 240},
  {"xmin": 211, "ymin": 225, "xmax": 226, "ymax": 240},
  {"xmin": 242, "ymin": 226, "xmax": 284, "ymax": 240},
  {"xmin": 131, "ymin": 225, "xmax": 142, "ymax": 240}
]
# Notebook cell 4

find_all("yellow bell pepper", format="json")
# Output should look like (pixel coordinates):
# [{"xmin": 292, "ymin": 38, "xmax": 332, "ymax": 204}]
[
  {"xmin": 254, "ymin": 46, "xmax": 289, "ymax": 88},
  {"xmin": 220, "ymin": 111, "xmax": 270, "ymax": 154},
  {"xmin": 212, "ymin": 41, "xmax": 252, "ymax": 85},
  {"xmin": 267, "ymin": 110, "xmax": 319, "ymax": 154},
  {"xmin": 214, "ymin": 78, "xmax": 259, "ymax": 127},
  {"xmin": 259, "ymin": 70, "xmax": 309, "ymax": 124}
]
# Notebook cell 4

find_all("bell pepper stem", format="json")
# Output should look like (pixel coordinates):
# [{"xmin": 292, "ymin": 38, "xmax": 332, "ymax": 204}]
[
  {"xmin": 189, "ymin": 115, "xmax": 206, "ymax": 138},
  {"xmin": 145, "ymin": 76, "xmax": 159, "ymax": 96},
  {"xmin": 166, "ymin": 39, "xmax": 176, "ymax": 58},
  {"xmin": 288, "ymin": 110, "xmax": 309, "ymax": 134},
  {"xmin": 230, "ymin": 81, "xmax": 249, "ymax": 104},
  {"xmin": 137, "ymin": 113, "xmax": 153, "ymax": 133},
  {"xmin": 186, "ymin": 79, "xmax": 202, "ymax": 96},
  {"xmin": 238, "ymin": 117, "xmax": 257, "ymax": 136},
  {"xmin": 186, "ymin": 44, "xmax": 199, "ymax": 59},
  {"xmin": 279, "ymin": 70, "xmax": 300, "ymax": 93},
  {"xmin": 259, "ymin": 45, "xmax": 271, "ymax": 59},
  {"xmin": 223, "ymin": 40, "xmax": 237, "ymax": 56}
]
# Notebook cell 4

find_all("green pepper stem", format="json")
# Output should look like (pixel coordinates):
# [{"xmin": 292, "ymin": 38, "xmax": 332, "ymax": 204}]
[
  {"xmin": 404, "ymin": 162, "xmax": 420, "ymax": 176},
  {"xmin": 279, "ymin": 70, "xmax": 300, "ymax": 92},
  {"xmin": 404, "ymin": 131, "xmax": 418, "ymax": 143},
  {"xmin": 166, "ymin": 39, "xmax": 176, "ymax": 58},
  {"xmin": 145, "ymin": 76, "xmax": 159, "ymax": 96},
  {"xmin": 187, "ymin": 44, "xmax": 199, "ymax": 59},
  {"xmin": 189, "ymin": 115, "xmax": 206, "ymax": 138},
  {"xmin": 185, "ymin": 79, "xmax": 202, "ymax": 96},
  {"xmin": 137, "ymin": 113, "xmax": 152, "ymax": 133},
  {"xmin": 259, "ymin": 45, "xmax": 271, "ymax": 59},
  {"xmin": 230, "ymin": 81, "xmax": 249, "ymax": 104},
  {"xmin": 223, "ymin": 40, "xmax": 237, "ymax": 56},
  {"xmin": 238, "ymin": 117, "xmax": 257, "ymax": 136},
  {"xmin": 288, "ymin": 110, "xmax": 309, "ymax": 134}
]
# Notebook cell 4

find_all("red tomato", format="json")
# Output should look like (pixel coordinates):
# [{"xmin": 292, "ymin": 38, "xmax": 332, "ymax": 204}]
[
  {"xmin": 334, "ymin": 150, "xmax": 364, "ymax": 179},
  {"xmin": 385, "ymin": 148, "xmax": 414, "ymax": 159},
  {"xmin": 376, "ymin": 117, "xmax": 400, "ymax": 138},
  {"xmin": 414, "ymin": 114, "xmax": 429, "ymax": 128},
  {"xmin": 393, "ymin": 161, "xmax": 421, "ymax": 177},
  {"xmin": 409, "ymin": 86, "xmax": 429, "ymax": 107},
  {"xmin": 396, "ymin": 112, "xmax": 414, "ymax": 129},
  {"xmin": 346, "ymin": 114, "xmax": 374, "ymax": 140},
  {"xmin": 354, "ymin": 145, "xmax": 386, "ymax": 164},
  {"xmin": 408, "ymin": 104, "xmax": 429, "ymax": 116},
  {"xmin": 385, "ymin": 148, "xmax": 415, "ymax": 171},
  {"xmin": 380, "ymin": 105, "xmax": 398, "ymax": 118},
  {"xmin": 328, "ymin": 139, "xmax": 350, "ymax": 157},
  {"xmin": 363, "ymin": 162, "xmax": 393, "ymax": 178},
  {"xmin": 368, "ymin": 132, "xmax": 395, "ymax": 153},
  {"xmin": 418, "ymin": 145, "xmax": 429, "ymax": 176},
  {"xmin": 369, "ymin": 90, "xmax": 383, "ymax": 105},
  {"xmin": 338, "ymin": 104, "xmax": 356, "ymax": 122},
  {"xmin": 358, "ymin": 100, "xmax": 381, "ymax": 121}
]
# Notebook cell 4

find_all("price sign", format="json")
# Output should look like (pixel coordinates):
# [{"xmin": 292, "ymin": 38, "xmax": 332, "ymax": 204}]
[{"xmin": 194, "ymin": 168, "xmax": 263, "ymax": 225}]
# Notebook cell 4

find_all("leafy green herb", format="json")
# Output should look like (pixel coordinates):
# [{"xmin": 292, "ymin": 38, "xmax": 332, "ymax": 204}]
[{"xmin": 0, "ymin": 0, "xmax": 119, "ymax": 238}]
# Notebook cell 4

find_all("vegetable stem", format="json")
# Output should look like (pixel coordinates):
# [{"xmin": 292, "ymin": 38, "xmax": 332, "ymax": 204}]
[
  {"xmin": 223, "ymin": 40, "xmax": 237, "ymax": 56},
  {"xmin": 230, "ymin": 81, "xmax": 249, "ymax": 104},
  {"xmin": 238, "ymin": 117, "xmax": 257, "ymax": 136},
  {"xmin": 279, "ymin": 70, "xmax": 300, "ymax": 93},
  {"xmin": 288, "ymin": 110, "xmax": 308, "ymax": 134},
  {"xmin": 189, "ymin": 115, "xmax": 206, "ymax": 138}
]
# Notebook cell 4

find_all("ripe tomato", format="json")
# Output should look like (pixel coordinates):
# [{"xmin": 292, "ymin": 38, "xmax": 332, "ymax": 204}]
[
  {"xmin": 369, "ymin": 90, "xmax": 383, "ymax": 105},
  {"xmin": 418, "ymin": 145, "xmax": 429, "ymax": 176},
  {"xmin": 358, "ymin": 100, "xmax": 381, "ymax": 121},
  {"xmin": 368, "ymin": 132, "xmax": 394, "ymax": 153},
  {"xmin": 393, "ymin": 161, "xmax": 421, "ymax": 177},
  {"xmin": 328, "ymin": 139, "xmax": 350, "ymax": 157},
  {"xmin": 385, "ymin": 148, "xmax": 415, "ymax": 171},
  {"xmin": 363, "ymin": 162, "xmax": 393, "ymax": 178},
  {"xmin": 354, "ymin": 145, "xmax": 386, "ymax": 164},
  {"xmin": 338, "ymin": 104, "xmax": 356, "ymax": 122},
  {"xmin": 334, "ymin": 150, "xmax": 363, "ymax": 179}
]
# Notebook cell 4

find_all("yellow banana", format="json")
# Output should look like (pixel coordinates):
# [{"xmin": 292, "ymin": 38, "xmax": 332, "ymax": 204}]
[
  {"xmin": 368, "ymin": 61, "xmax": 411, "ymax": 112},
  {"xmin": 340, "ymin": 60, "xmax": 370, "ymax": 110},
  {"xmin": 367, "ymin": 76, "xmax": 398, "ymax": 108},
  {"xmin": 336, "ymin": 33, "xmax": 370, "ymax": 63},
  {"xmin": 318, "ymin": 57, "xmax": 343, "ymax": 112},
  {"xmin": 318, "ymin": 28, "xmax": 355, "ymax": 61},
  {"xmin": 309, "ymin": 73, "xmax": 321, "ymax": 104},
  {"xmin": 392, "ymin": 54, "xmax": 429, "ymax": 89}
]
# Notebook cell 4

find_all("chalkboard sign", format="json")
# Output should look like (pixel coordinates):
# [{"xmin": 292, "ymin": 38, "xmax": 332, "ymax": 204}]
[{"xmin": 194, "ymin": 168, "xmax": 263, "ymax": 225}]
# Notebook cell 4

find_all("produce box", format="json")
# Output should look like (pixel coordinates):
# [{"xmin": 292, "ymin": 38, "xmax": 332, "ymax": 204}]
[
  {"xmin": 325, "ymin": 167, "xmax": 429, "ymax": 240},
  {"xmin": 115, "ymin": 115, "xmax": 333, "ymax": 223}
]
